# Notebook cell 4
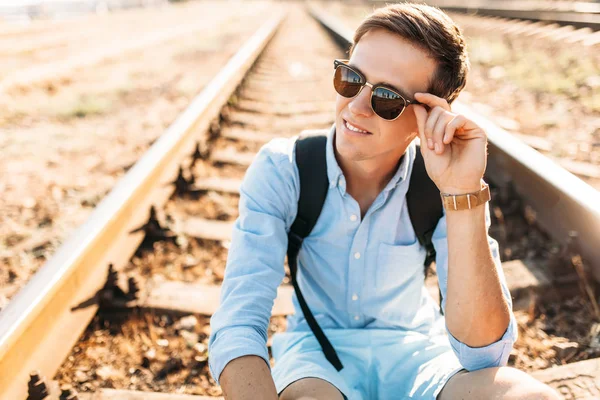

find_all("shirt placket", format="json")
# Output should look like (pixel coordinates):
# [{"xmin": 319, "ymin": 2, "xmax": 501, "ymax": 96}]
[
  {"xmin": 348, "ymin": 204, "xmax": 364, "ymax": 326},
  {"xmin": 343, "ymin": 179, "xmax": 394, "ymax": 327}
]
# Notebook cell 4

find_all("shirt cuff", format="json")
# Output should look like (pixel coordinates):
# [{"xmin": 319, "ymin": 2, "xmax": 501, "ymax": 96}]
[
  {"xmin": 445, "ymin": 312, "xmax": 518, "ymax": 371},
  {"xmin": 208, "ymin": 326, "xmax": 271, "ymax": 386}
]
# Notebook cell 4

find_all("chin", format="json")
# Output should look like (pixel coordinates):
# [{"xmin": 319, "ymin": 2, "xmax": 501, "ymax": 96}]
[{"xmin": 335, "ymin": 131, "xmax": 367, "ymax": 161}]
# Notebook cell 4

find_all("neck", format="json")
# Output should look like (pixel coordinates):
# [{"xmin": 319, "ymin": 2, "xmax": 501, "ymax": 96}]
[{"xmin": 336, "ymin": 148, "xmax": 405, "ymax": 199}]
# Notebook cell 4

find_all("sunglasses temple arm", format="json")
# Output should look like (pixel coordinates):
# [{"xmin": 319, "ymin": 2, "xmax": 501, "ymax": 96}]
[{"xmin": 408, "ymin": 100, "xmax": 431, "ymax": 110}]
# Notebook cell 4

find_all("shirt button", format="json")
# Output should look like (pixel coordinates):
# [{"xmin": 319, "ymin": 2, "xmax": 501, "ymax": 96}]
[
  {"xmin": 354, "ymin": 252, "xmax": 361, "ymax": 259},
  {"xmin": 350, "ymin": 214, "xmax": 357, "ymax": 222},
  {"xmin": 354, "ymin": 315, "xmax": 360, "ymax": 321},
  {"xmin": 352, "ymin": 294, "xmax": 358, "ymax": 301}
]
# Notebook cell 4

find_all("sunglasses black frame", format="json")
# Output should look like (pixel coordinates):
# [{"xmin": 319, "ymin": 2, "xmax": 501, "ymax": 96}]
[{"xmin": 333, "ymin": 59, "xmax": 423, "ymax": 121}]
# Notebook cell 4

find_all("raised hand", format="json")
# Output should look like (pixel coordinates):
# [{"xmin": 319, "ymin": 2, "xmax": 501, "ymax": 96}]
[{"xmin": 412, "ymin": 92, "xmax": 487, "ymax": 194}]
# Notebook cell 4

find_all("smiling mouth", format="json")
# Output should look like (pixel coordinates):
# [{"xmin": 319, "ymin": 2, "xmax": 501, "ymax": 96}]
[{"xmin": 343, "ymin": 119, "xmax": 371, "ymax": 135}]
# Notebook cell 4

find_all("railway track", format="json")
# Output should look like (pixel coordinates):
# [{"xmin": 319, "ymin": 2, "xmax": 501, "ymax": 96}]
[
  {"xmin": 1, "ymin": 4, "xmax": 600, "ymax": 400},
  {"xmin": 439, "ymin": 2, "xmax": 600, "ymax": 49},
  {"xmin": 445, "ymin": 11, "xmax": 600, "ymax": 47},
  {"xmin": 405, "ymin": 0, "xmax": 600, "ymax": 31},
  {"xmin": 361, "ymin": 0, "xmax": 600, "ymax": 46}
]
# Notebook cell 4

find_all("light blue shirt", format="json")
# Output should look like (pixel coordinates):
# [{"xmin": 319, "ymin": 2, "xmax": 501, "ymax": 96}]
[{"xmin": 208, "ymin": 125, "xmax": 518, "ymax": 385}]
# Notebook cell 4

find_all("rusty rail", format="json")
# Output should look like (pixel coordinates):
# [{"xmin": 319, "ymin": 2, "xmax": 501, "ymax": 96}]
[{"xmin": 0, "ymin": 13, "xmax": 284, "ymax": 399}]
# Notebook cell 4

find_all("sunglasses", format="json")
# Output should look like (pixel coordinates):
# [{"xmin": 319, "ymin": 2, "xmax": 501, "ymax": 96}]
[{"xmin": 333, "ymin": 59, "xmax": 423, "ymax": 121}]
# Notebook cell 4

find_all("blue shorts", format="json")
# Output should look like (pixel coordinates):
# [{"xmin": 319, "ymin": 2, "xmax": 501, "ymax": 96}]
[{"xmin": 272, "ymin": 328, "xmax": 466, "ymax": 400}]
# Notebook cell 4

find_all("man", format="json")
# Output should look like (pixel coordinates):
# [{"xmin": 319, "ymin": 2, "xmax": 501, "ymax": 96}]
[{"xmin": 208, "ymin": 3, "xmax": 561, "ymax": 399}]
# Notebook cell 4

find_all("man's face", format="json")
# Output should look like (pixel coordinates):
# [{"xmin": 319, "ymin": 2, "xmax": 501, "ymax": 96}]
[{"xmin": 334, "ymin": 28, "xmax": 437, "ymax": 164}]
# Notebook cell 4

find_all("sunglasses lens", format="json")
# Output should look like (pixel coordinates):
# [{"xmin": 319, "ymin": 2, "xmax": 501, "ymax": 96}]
[
  {"xmin": 371, "ymin": 87, "xmax": 406, "ymax": 120},
  {"xmin": 333, "ymin": 65, "xmax": 363, "ymax": 98}
]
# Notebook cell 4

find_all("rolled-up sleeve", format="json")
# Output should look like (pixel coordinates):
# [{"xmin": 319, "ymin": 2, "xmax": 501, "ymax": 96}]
[
  {"xmin": 208, "ymin": 138, "xmax": 299, "ymax": 385},
  {"xmin": 431, "ymin": 202, "xmax": 519, "ymax": 371}
]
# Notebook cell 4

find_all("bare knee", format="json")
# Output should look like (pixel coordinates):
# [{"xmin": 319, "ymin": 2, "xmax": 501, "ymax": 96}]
[
  {"xmin": 439, "ymin": 366, "xmax": 562, "ymax": 400},
  {"xmin": 516, "ymin": 383, "xmax": 562, "ymax": 400},
  {"xmin": 494, "ymin": 367, "xmax": 562, "ymax": 400},
  {"xmin": 279, "ymin": 377, "xmax": 345, "ymax": 400}
]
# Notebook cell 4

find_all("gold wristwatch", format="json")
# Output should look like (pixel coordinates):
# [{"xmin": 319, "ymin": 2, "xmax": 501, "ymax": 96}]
[{"xmin": 440, "ymin": 181, "xmax": 491, "ymax": 211}]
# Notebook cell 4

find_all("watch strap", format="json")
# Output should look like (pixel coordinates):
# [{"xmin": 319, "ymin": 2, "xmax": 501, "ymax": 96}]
[{"xmin": 440, "ymin": 182, "xmax": 491, "ymax": 211}]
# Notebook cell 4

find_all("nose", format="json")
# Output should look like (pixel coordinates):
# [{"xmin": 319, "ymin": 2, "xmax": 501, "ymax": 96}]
[{"xmin": 348, "ymin": 84, "xmax": 374, "ymax": 118}]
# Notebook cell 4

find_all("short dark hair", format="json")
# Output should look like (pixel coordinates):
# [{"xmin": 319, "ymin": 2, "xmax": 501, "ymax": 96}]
[{"xmin": 350, "ymin": 2, "xmax": 469, "ymax": 104}]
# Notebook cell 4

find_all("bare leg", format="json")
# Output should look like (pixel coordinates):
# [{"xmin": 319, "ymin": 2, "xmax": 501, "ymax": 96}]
[
  {"xmin": 437, "ymin": 366, "xmax": 562, "ymax": 400},
  {"xmin": 279, "ymin": 377, "xmax": 346, "ymax": 400}
]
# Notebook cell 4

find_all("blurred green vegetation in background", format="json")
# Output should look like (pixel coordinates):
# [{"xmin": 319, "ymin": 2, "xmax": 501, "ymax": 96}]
[{"xmin": 467, "ymin": 35, "xmax": 600, "ymax": 113}]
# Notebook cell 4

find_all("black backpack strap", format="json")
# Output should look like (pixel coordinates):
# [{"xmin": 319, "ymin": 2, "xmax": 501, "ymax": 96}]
[
  {"xmin": 407, "ymin": 145, "xmax": 445, "ymax": 315},
  {"xmin": 287, "ymin": 130, "xmax": 343, "ymax": 371}
]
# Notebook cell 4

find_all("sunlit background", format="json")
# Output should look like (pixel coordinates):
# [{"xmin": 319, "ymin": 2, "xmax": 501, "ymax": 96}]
[{"xmin": 0, "ymin": 0, "xmax": 599, "ymax": 397}]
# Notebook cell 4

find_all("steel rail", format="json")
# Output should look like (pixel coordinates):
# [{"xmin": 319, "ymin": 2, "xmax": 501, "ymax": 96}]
[
  {"xmin": 0, "ymin": 13, "xmax": 284, "ymax": 399},
  {"xmin": 371, "ymin": 0, "xmax": 600, "ymax": 30},
  {"xmin": 438, "ymin": 7, "xmax": 600, "ymax": 30},
  {"xmin": 309, "ymin": 5, "xmax": 600, "ymax": 280}
]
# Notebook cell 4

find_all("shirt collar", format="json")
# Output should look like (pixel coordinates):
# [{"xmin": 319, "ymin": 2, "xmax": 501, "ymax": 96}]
[
  {"xmin": 325, "ymin": 123, "xmax": 413, "ymax": 193},
  {"xmin": 326, "ymin": 123, "xmax": 344, "ymax": 189}
]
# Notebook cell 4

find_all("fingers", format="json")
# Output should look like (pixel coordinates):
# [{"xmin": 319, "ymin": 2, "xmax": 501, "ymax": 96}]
[
  {"xmin": 424, "ymin": 106, "xmax": 444, "ymax": 151},
  {"xmin": 413, "ymin": 95, "xmax": 480, "ymax": 155},
  {"xmin": 432, "ymin": 116, "xmax": 448, "ymax": 154},
  {"xmin": 431, "ymin": 112, "xmax": 460, "ymax": 154},
  {"xmin": 413, "ymin": 104, "xmax": 428, "ymax": 145},
  {"xmin": 414, "ymin": 92, "xmax": 451, "ymax": 112},
  {"xmin": 444, "ymin": 114, "xmax": 466, "ymax": 144},
  {"xmin": 414, "ymin": 93, "xmax": 451, "ymax": 152}
]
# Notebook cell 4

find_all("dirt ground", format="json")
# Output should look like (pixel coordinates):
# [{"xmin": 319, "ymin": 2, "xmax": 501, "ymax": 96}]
[
  {"xmin": 0, "ymin": 0, "xmax": 275, "ymax": 308},
  {"xmin": 53, "ymin": 309, "xmax": 289, "ymax": 397}
]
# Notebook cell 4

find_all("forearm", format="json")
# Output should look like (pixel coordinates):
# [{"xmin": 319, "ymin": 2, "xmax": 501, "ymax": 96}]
[
  {"xmin": 444, "ymin": 204, "xmax": 511, "ymax": 347},
  {"xmin": 220, "ymin": 355, "xmax": 279, "ymax": 400}
]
